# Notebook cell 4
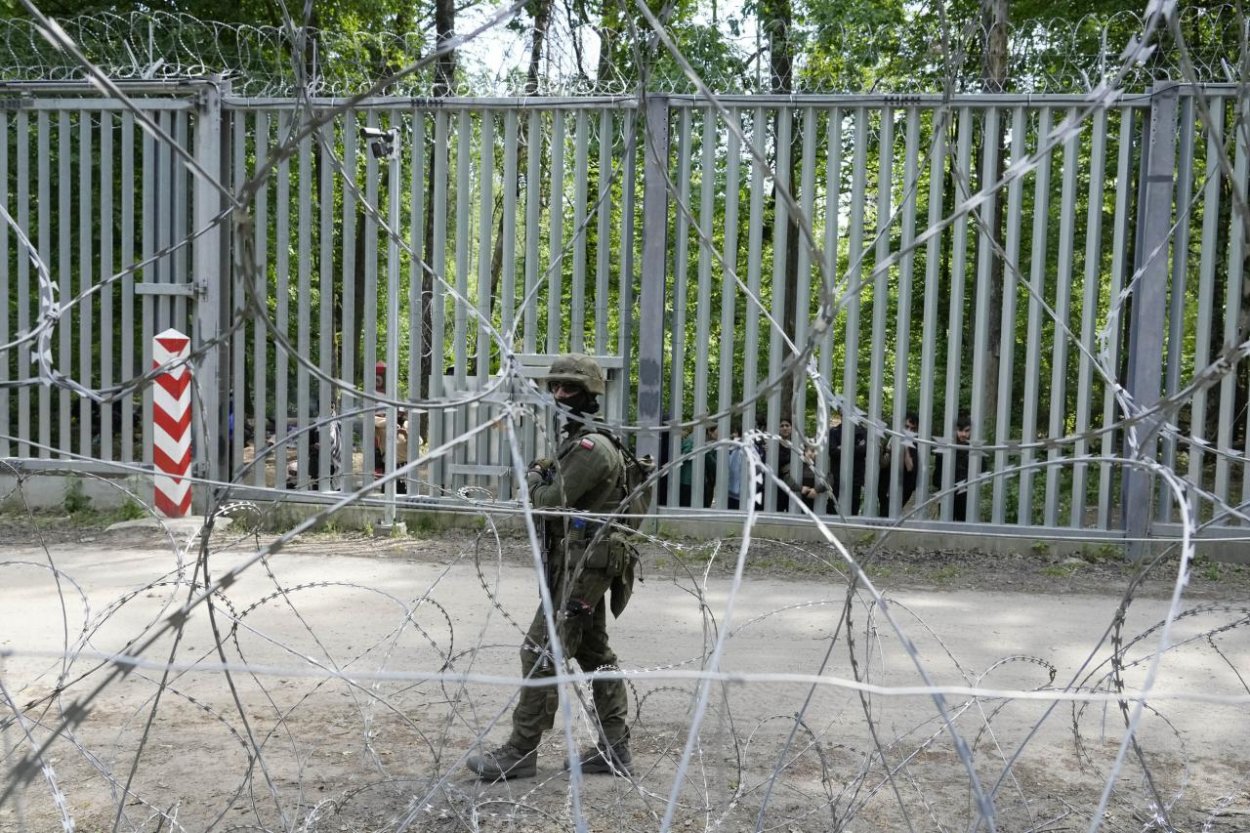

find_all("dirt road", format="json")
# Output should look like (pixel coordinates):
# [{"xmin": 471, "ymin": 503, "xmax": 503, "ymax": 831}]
[{"xmin": 2, "ymin": 524, "xmax": 1248, "ymax": 832}]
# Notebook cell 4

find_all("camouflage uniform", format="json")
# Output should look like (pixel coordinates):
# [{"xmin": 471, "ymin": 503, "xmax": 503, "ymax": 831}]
[
  {"xmin": 509, "ymin": 417, "xmax": 631, "ymax": 751},
  {"xmin": 467, "ymin": 354, "xmax": 637, "ymax": 780}
]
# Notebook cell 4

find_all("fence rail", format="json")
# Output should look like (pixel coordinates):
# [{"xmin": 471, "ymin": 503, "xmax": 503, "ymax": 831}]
[{"xmin": 1, "ymin": 81, "xmax": 1248, "ymax": 542}]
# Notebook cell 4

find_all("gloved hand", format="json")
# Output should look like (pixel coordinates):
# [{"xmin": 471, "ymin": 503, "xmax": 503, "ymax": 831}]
[
  {"xmin": 563, "ymin": 597, "xmax": 594, "ymax": 619},
  {"xmin": 528, "ymin": 458, "xmax": 555, "ymax": 484}
]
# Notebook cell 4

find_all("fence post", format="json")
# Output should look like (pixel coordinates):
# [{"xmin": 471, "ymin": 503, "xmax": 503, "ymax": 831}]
[
  {"xmin": 153, "ymin": 328, "xmax": 192, "ymax": 517},
  {"xmin": 192, "ymin": 77, "xmax": 226, "ymax": 494},
  {"xmin": 637, "ymin": 95, "xmax": 669, "ymax": 465},
  {"xmin": 1123, "ymin": 82, "xmax": 1178, "ymax": 558}
]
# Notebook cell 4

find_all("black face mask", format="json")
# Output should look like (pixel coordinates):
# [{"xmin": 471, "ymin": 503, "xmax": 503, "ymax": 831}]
[{"xmin": 558, "ymin": 390, "xmax": 600, "ymax": 430}]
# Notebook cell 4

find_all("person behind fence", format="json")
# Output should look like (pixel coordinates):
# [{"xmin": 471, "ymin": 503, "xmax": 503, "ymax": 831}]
[
  {"xmin": 677, "ymin": 423, "xmax": 719, "ymax": 507},
  {"xmin": 372, "ymin": 361, "xmax": 409, "ymax": 491},
  {"xmin": 877, "ymin": 411, "xmax": 919, "ymax": 515},
  {"xmin": 774, "ymin": 417, "xmax": 795, "ymax": 512},
  {"xmin": 783, "ymin": 445, "xmax": 828, "ymax": 510},
  {"xmin": 466, "ymin": 353, "xmax": 635, "ymax": 781},
  {"xmin": 932, "ymin": 411, "xmax": 972, "ymax": 521},
  {"xmin": 827, "ymin": 413, "xmax": 868, "ymax": 516}
]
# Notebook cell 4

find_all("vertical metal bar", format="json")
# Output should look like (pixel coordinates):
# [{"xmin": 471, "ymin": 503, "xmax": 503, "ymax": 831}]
[
  {"xmin": 407, "ymin": 108, "xmax": 426, "ymax": 490},
  {"xmin": 0, "ymin": 111, "xmax": 8, "ymax": 459},
  {"xmin": 173, "ymin": 112, "xmax": 189, "ymax": 328},
  {"xmin": 155, "ymin": 112, "xmax": 171, "ymax": 332},
  {"xmin": 16, "ymin": 110, "xmax": 29, "ymax": 458},
  {"xmin": 668, "ymin": 107, "xmax": 691, "ymax": 508},
  {"xmin": 296, "ymin": 119, "xmax": 315, "ymax": 485},
  {"xmin": 523, "ymin": 110, "xmax": 542, "ymax": 355},
  {"xmin": 429, "ymin": 111, "xmax": 450, "ymax": 484},
  {"xmin": 1070, "ymin": 108, "xmax": 1108, "ymax": 527},
  {"xmin": 716, "ymin": 109, "xmax": 741, "ymax": 498},
  {"xmin": 175, "ymin": 112, "xmax": 191, "ymax": 327},
  {"xmin": 694, "ymin": 105, "xmax": 719, "ymax": 507},
  {"xmin": 864, "ymin": 106, "xmax": 893, "ymax": 515},
  {"xmin": 231, "ymin": 109, "xmax": 248, "ymax": 479},
  {"xmin": 595, "ymin": 110, "xmax": 612, "ymax": 354},
  {"xmin": 840, "ymin": 107, "xmax": 869, "ymax": 515},
  {"xmin": 273, "ymin": 110, "xmax": 292, "ymax": 488},
  {"xmin": 547, "ymin": 110, "xmax": 566, "ymax": 354},
  {"xmin": 888, "ymin": 107, "xmax": 921, "ymax": 518},
  {"xmin": 767, "ymin": 106, "xmax": 792, "ymax": 511},
  {"xmin": 1223, "ymin": 95, "xmax": 1250, "ymax": 513},
  {"xmin": 38, "ymin": 111, "xmax": 51, "ymax": 458},
  {"xmin": 744, "ymin": 107, "xmax": 767, "ymax": 505},
  {"xmin": 1100, "ymin": 106, "xmax": 1136, "ymax": 527},
  {"xmin": 618, "ymin": 111, "xmax": 638, "ymax": 417},
  {"xmin": 966, "ymin": 105, "xmax": 1000, "ymax": 523},
  {"xmin": 637, "ymin": 95, "xmax": 669, "ymax": 464},
  {"xmin": 475, "ymin": 110, "xmax": 495, "ymax": 484},
  {"xmin": 917, "ymin": 106, "xmax": 945, "ymax": 512},
  {"xmin": 140, "ymin": 114, "xmax": 155, "ymax": 468},
  {"xmin": 339, "ymin": 112, "xmax": 358, "ymax": 487},
  {"xmin": 79, "ymin": 110, "xmax": 93, "ymax": 458},
  {"xmin": 447, "ymin": 109, "xmax": 470, "ymax": 493},
  {"xmin": 254, "ymin": 112, "xmax": 270, "ymax": 488},
  {"xmin": 501, "ymin": 110, "xmax": 519, "ymax": 342},
  {"xmin": 1043, "ymin": 108, "xmax": 1080, "ymax": 528},
  {"xmin": 1124, "ymin": 84, "xmax": 1177, "ymax": 555},
  {"xmin": 361, "ymin": 111, "xmax": 381, "ymax": 484},
  {"xmin": 937, "ymin": 107, "xmax": 973, "ymax": 520},
  {"xmin": 493, "ymin": 109, "xmax": 514, "ymax": 488},
  {"xmin": 120, "ymin": 112, "xmax": 135, "ymax": 463},
  {"xmin": 99, "ymin": 112, "xmax": 113, "ymax": 462},
  {"xmin": 1019, "ymin": 107, "xmax": 1052, "ymax": 524},
  {"xmin": 819, "ymin": 107, "xmax": 843, "ymax": 513},
  {"xmin": 571, "ymin": 109, "xmax": 589, "ymax": 352},
  {"xmin": 59, "ymin": 111, "xmax": 71, "ymax": 458},
  {"xmin": 317, "ymin": 117, "xmax": 334, "ymax": 489},
  {"xmin": 384, "ymin": 110, "xmax": 403, "ymax": 510},
  {"xmin": 1185, "ymin": 100, "xmax": 1223, "ymax": 518},
  {"xmin": 1158, "ymin": 95, "xmax": 1195, "ymax": 523},
  {"xmin": 1234, "ymin": 102, "xmax": 1250, "ymax": 512},
  {"xmin": 453, "ymin": 110, "xmax": 471, "ymax": 383},
  {"xmin": 792, "ymin": 107, "xmax": 817, "ymax": 451},
  {"xmin": 991, "ymin": 106, "xmax": 1026, "ymax": 524},
  {"xmin": 193, "ymin": 82, "xmax": 224, "ymax": 489}
]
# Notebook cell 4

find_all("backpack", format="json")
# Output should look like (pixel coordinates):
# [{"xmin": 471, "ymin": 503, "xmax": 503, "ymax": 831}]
[{"xmin": 601, "ymin": 432, "xmax": 655, "ymax": 531}]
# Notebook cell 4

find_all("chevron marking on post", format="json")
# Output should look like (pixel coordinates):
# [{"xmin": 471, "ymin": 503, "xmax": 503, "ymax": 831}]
[{"xmin": 152, "ymin": 328, "xmax": 192, "ymax": 518}]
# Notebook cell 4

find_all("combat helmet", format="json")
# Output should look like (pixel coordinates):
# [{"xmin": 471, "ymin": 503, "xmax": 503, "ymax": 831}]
[{"xmin": 545, "ymin": 353, "xmax": 606, "ymax": 395}]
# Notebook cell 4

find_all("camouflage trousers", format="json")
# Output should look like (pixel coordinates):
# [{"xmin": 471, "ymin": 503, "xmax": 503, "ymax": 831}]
[{"xmin": 508, "ymin": 549, "xmax": 629, "ymax": 752}]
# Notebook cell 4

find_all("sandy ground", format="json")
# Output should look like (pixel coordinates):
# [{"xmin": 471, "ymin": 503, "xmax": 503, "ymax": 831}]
[{"xmin": 1, "ymin": 523, "xmax": 1249, "ymax": 833}]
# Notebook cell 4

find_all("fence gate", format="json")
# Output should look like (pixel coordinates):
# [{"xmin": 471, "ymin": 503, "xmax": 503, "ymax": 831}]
[{"xmin": 0, "ymin": 82, "xmax": 226, "ymax": 496}]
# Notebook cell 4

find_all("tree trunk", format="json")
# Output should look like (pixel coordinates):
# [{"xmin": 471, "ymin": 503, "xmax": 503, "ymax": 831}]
[
  {"xmin": 527, "ymin": 0, "xmax": 553, "ymax": 95},
  {"xmin": 761, "ymin": 0, "xmax": 799, "ymax": 418},
  {"xmin": 416, "ymin": 0, "xmax": 456, "ymax": 442},
  {"xmin": 980, "ymin": 0, "xmax": 1009, "ymax": 425}
]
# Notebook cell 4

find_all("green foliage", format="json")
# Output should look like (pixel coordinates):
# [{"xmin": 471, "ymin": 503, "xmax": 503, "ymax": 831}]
[
  {"xmin": 63, "ymin": 476, "xmax": 91, "ymax": 516},
  {"xmin": 1042, "ymin": 563, "xmax": 1079, "ymax": 578},
  {"xmin": 114, "ymin": 499, "xmax": 146, "ymax": 522}
]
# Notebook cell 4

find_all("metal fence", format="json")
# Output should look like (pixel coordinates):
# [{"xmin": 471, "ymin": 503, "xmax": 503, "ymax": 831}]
[{"xmin": 2, "ymin": 80, "xmax": 1247, "ymax": 540}]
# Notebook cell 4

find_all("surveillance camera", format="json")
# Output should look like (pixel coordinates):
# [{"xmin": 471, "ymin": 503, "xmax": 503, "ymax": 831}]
[{"xmin": 361, "ymin": 126, "xmax": 401, "ymax": 160}]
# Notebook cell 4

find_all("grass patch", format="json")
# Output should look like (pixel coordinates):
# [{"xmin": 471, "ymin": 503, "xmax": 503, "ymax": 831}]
[{"xmin": 1042, "ymin": 563, "xmax": 1080, "ymax": 578}]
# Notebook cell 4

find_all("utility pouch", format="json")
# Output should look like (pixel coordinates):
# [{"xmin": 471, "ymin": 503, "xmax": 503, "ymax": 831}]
[{"xmin": 608, "ymin": 539, "xmax": 639, "ymax": 618}]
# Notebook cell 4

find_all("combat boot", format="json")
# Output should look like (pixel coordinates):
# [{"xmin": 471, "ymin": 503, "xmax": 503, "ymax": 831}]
[
  {"xmin": 564, "ymin": 740, "xmax": 632, "ymax": 776},
  {"xmin": 466, "ymin": 743, "xmax": 538, "ymax": 780}
]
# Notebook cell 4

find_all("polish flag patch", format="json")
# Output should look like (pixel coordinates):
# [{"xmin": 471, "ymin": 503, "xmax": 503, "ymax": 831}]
[{"xmin": 579, "ymin": 437, "xmax": 596, "ymax": 450}]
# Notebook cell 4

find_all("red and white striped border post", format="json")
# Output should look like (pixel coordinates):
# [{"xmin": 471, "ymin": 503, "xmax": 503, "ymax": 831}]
[{"xmin": 152, "ymin": 328, "xmax": 192, "ymax": 518}]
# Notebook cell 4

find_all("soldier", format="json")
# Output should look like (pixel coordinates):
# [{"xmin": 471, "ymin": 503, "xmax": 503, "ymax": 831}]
[{"xmin": 466, "ymin": 354, "xmax": 635, "ymax": 781}]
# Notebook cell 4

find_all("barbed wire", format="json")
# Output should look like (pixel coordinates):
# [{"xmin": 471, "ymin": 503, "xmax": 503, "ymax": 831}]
[
  {"xmin": 0, "ymin": 5, "xmax": 1245, "ymax": 97},
  {"xmin": 2, "ymin": 0, "xmax": 1250, "ymax": 831}
]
